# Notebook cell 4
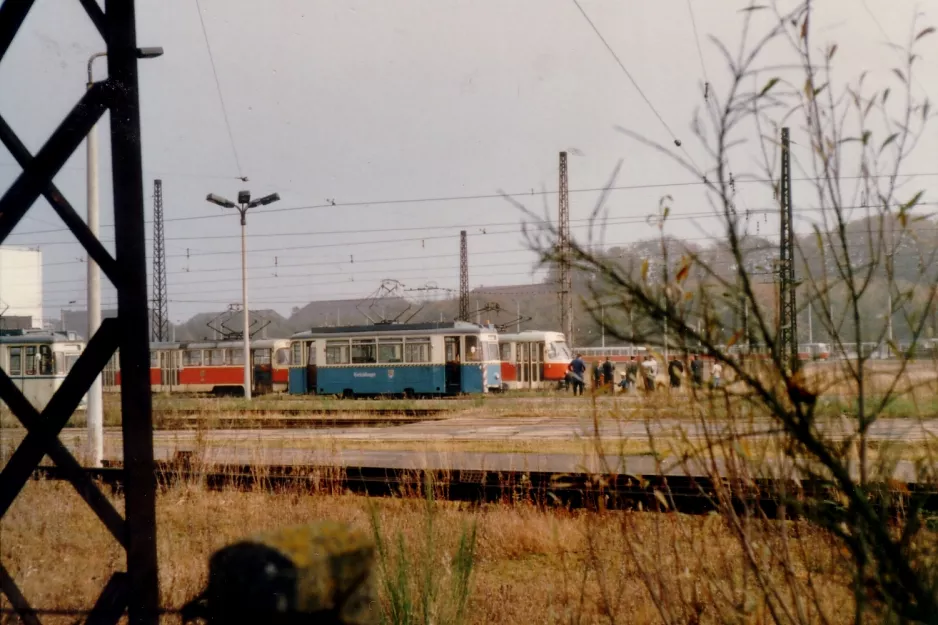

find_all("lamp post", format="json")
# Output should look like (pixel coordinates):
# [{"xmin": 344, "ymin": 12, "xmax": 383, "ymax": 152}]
[
  {"xmin": 206, "ymin": 191, "xmax": 280, "ymax": 400},
  {"xmin": 86, "ymin": 47, "xmax": 163, "ymax": 467}
]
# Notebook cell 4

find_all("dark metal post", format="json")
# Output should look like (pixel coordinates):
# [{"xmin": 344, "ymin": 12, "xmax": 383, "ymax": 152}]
[
  {"xmin": 778, "ymin": 127, "xmax": 798, "ymax": 372},
  {"xmin": 458, "ymin": 230, "xmax": 469, "ymax": 321},
  {"xmin": 106, "ymin": 1, "xmax": 160, "ymax": 622},
  {"xmin": 558, "ymin": 151, "xmax": 572, "ymax": 346},
  {"xmin": 152, "ymin": 179, "xmax": 168, "ymax": 341}
]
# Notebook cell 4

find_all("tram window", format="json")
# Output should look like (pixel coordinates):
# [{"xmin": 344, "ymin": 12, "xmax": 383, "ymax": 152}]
[
  {"xmin": 208, "ymin": 349, "xmax": 225, "ymax": 366},
  {"xmin": 227, "ymin": 349, "xmax": 244, "ymax": 365},
  {"xmin": 465, "ymin": 336, "xmax": 480, "ymax": 361},
  {"xmin": 306, "ymin": 342, "xmax": 316, "ymax": 365},
  {"xmin": 39, "ymin": 346, "xmax": 53, "ymax": 376},
  {"xmin": 184, "ymin": 350, "xmax": 202, "ymax": 366},
  {"xmin": 326, "ymin": 340, "xmax": 350, "ymax": 365},
  {"xmin": 9, "ymin": 347, "xmax": 21, "ymax": 376},
  {"xmin": 445, "ymin": 338, "xmax": 459, "ymax": 362},
  {"xmin": 25, "ymin": 346, "xmax": 36, "ymax": 376},
  {"xmin": 549, "ymin": 341, "xmax": 571, "ymax": 361},
  {"xmin": 55, "ymin": 352, "xmax": 67, "ymax": 375},
  {"xmin": 291, "ymin": 342, "xmax": 302, "ymax": 366},
  {"xmin": 275, "ymin": 348, "xmax": 290, "ymax": 365},
  {"xmin": 484, "ymin": 342, "xmax": 500, "ymax": 361},
  {"xmin": 254, "ymin": 349, "xmax": 271, "ymax": 365},
  {"xmin": 404, "ymin": 338, "xmax": 430, "ymax": 363},
  {"xmin": 351, "ymin": 339, "xmax": 376, "ymax": 364},
  {"xmin": 150, "ymin": 352, "xmax": 159, "ymax": 367},
  {"xmin": 378, "ymin": 340, "xmax": 403, "ymax": 363},
  {"xmin": 499, "ymin": 343, "xmax": 511, "ymax": 361},
  {"xmin": 66, "ymin": 354, "xmax": 79, "ymax": 373}
]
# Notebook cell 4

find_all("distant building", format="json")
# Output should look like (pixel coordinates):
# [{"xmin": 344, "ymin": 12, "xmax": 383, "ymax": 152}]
[
  {"xmin": 0, "ymin": 247, "xmax": 42, "ymax": 329},
  {"xmin": 59, "ymin": 308, "xmax": 119, "ymax": 339}
]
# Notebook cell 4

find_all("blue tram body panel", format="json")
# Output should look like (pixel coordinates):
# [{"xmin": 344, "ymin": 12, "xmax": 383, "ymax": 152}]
[
  {"xmin": 288, "ymin": 368, "xmax": 307, "ymax": 394},
  {"xmin": 459, "ymin": 364, "xmax": 483, "ymax": 393},
  {"xmin": 316, "ymin": 365, "xmax": 444, "ymax": 395},
  {"xmin": 485, "ymin": 363, "xmax": 501, "ymax": 390}
]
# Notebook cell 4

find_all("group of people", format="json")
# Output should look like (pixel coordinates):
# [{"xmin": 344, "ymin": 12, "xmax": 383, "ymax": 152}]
[{"xmin": 565, "ymin": 353, "xmax": 724, "ymax": 396}]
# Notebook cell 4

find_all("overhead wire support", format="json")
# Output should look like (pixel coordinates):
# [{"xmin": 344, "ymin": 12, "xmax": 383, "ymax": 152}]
[
  {"xmin": 559, "ymin": 151, "xmax": 573, "ymax": 347},
  {"xmin": 778, "ymin": 127, "xmax": 798, "ymax": 372},
  {"xmin": 459, "ymin": 230, "xmax": 469, "ymax": 322},
  {"xmin": 151, "ymin": 179, "xmax": 168, "ymax": 341}
]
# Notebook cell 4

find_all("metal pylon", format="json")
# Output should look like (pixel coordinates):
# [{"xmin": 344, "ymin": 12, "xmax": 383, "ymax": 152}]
[
  {"xmin": 778, "ymin": 127, "xmax": 798, "ymax": 371},
  {"xmin": 0, "ymin": 1, "xmax": 159, "ymax": 623},
  {"xmin": 151, "ymin": 179, "xmax": 168, "ymax": 341},
  {"xmin": 459, "ymin": 230, "xmax": 469, "ymax": 321},
  {"xmin": 558, "ymin": 151, "xmax": 572, "ymax": 346}
]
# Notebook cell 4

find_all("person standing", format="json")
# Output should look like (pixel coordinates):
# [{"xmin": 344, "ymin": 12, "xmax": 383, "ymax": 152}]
[
  {"xmin": 602, "ymin": 357, "xmax": 615, "ymax": 390},
  {"xmin": 690, "ymin": 355, "xmax": 703, "ymax": 387},
  {"xmin": 711, "ymin": 361, "xmax": 723, "ymax": 389},
  {"xmin": 668, "ymin": 357, "xmax": 684, "ymax": 390},
  {"xmin": 641, "ymin": 356, "xmax": 658, "ymax": 391},
  {"xmin": 626, "ymin": 357, "xmax": 639, "ymax": 391},
  {"xmin": 568, "ymin": 354, "xmax": 586, "ymax": 396}
]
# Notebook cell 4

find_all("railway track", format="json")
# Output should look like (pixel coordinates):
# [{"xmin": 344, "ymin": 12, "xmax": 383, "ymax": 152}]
[
  {"xmin": 34, "ymin": 459, "xmax": 938, "ymax": 516},
  {"xmin": 150, "ymin": 408, "xmax": 447, "ymax": 429}
]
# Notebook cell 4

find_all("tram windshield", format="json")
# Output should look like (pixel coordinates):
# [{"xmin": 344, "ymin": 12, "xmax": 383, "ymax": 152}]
[
  {"xmin": 483, "ymin": 342, "xmax": 500, "ymax": 361},
  {"xmin": 547, "ymin": 341, "xmax": 572, "ymax": 361}
]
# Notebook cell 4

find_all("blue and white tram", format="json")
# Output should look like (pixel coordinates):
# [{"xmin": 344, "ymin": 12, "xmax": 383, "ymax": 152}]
[
  {"xmin": 0, "ymin": 329, "xmax": 85, "ymax": 410},
  {"xmin": 288, "ymin": 321, "xmax": 501, "ymax": 397}
]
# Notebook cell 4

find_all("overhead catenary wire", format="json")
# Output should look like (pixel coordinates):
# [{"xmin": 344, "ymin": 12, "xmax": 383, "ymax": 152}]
[
  {"xmin": 570, "ymin": 0, "xmax": 699, "ymax": 168},
  {"xmin": 8, "ymin": 171, "xmax": 937, "ymax": 241},
  {"xmin": 195, "ymin": 0, "xmax": 244, "ymax": 180}
]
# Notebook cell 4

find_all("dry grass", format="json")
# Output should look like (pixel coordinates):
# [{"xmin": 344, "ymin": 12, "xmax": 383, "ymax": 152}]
[{"xmin": 0, "ymin": 478, "xmax": 872, "ymax": 625}]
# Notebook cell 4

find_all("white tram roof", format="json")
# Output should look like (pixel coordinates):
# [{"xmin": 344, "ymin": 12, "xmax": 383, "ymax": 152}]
[
  {"xmin": 0, "ymin": 329, "xmax": 82, "ymax": 344},
  {"xmin": 498, "ymin": 330, "xmax": 566, "ymax": 343},
  {"xmin": 292, "ymin": 320, "xmax": 496, "ymax": 341},
  {"xmin": 149, "ymin": 338, "xmax": 290, "ymax": 351}
]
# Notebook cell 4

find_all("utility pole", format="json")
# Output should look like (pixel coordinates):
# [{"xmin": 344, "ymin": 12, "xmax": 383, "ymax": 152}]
[
  {"xmin": 778, "ymin": 127, "xmax": 798, "ymax": 371},
  {"xmin": 206, "ymin": 190, "xmax": 280, "ymax": 400},
  {"xmin": 85, "ymin": 51, "xmax": 107, "ymax": 468},
  {"xmin": 559, "ymin": 151, "xmax": 573, "ymax": 347},
  {"xmin": 151, "ymin": 179, "xmax": 168, "ymax": 341},
  {"xmin": 459, "ymin": 230, "xmax": 469, "ymax": 321}
]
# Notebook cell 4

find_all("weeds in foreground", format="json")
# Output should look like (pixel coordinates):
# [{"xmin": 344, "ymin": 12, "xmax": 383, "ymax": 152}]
[{"xmin": 371, "ymin": 476, "xmax": 477, "ymax": 625}]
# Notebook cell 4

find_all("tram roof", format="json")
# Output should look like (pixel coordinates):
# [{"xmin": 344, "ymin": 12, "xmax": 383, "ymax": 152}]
[
  {"xmin": 291, "ymin": 320, "xmax": 494, "ymax": 339},
  {"xmin": 0, "ymin": 329, "xmax": 82, "ymax": 344}
]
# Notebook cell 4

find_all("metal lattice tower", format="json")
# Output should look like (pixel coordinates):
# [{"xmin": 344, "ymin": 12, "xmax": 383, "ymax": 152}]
[
  {"xmin": 778, "ymin": 127, "xmax": 798, "ymax": 371},
  {"xmin": 558, "ymin": 151, "xmax": 573, "ymax": 346},
  {"xmin": 151, "ymin": 179, "xmax": 168, "ymax": 341},
  {"xmin": 0, "ymin": 2, "xmax": 159, "ymax": 622},
  {"xmin": 458, "ymin": 230, "xmax": 469, "ymax": 321}
]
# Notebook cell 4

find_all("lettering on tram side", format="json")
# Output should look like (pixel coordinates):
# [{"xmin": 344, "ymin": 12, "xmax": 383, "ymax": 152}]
[{"xmin": 353, "ymin": 372, "xmax": 377, "ymax": 378}]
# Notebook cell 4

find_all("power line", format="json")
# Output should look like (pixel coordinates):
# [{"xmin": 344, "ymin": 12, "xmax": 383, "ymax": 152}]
[
  {"xmin": 571, "ymin": 0, "xmax": 696, "ymax": 167},
  {"xmin": 195, "ymin": 0, "xmax": 244, "ymax": 179},
  {"xmin": 7, "ymin": 172, "xmax": 938, "ymax": 239},
  {"xmin": 684, "ymin": 0, "xmax": 710, "ymax": 88}
]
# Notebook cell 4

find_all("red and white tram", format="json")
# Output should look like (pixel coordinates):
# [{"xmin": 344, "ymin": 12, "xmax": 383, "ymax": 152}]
[
  {"xmin": 103, "ymin": 338, "xmax": 291, "ymax": 396},
  {"xmin": 498, "ymin": 331, "xmax": 572, "ymax": 390}
]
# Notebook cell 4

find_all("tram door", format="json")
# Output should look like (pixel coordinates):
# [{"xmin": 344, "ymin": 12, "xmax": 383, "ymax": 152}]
[
  {"xmin": 159, "ymin": 350, "xmax": 178, "ymax": 389},
  {"xmin": 516, "ymin": 342, "xmax": 530, "ymax": 388},
  {"xmin": 253, "ymin": 348, "xmax": 273, "ymax": 395},
  {"xmin": 305, "ymin": 340, "xmax": 318, "ymax": 394},
  {"xmin": 533, "ymin": 342, "xmax": 544, "ymax": 385},
  {"xmin": 444, "ymin": 336, "xmax": 461, "ymax": 394}
]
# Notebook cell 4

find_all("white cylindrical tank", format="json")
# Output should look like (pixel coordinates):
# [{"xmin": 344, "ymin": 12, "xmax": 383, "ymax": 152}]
[{"xmin": 0, "ymin": 247, "xmax": 42, "ymax": 328}]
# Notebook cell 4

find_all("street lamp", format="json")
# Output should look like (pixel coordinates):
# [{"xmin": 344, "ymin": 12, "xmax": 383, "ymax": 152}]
[
  {"xmin": 86, "ymin": 46, "xmax": 163, "ymax": 468},
  {"xmin": 206, "ymin": 190, "xmax": 280, "ymax": 400}
]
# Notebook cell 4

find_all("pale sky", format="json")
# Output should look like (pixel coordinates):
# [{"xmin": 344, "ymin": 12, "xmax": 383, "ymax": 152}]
[{"xmin": 0, "ymin": 0, "xmax": 935, "ymax": 324}]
